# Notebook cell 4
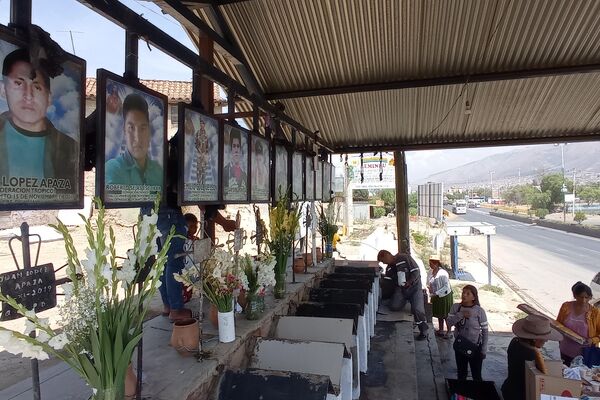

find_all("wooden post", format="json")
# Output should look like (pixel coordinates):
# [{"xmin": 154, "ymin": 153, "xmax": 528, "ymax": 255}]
[{"xmin": 394, "ymin": 151, "xmax": 410, "ymax": 254}]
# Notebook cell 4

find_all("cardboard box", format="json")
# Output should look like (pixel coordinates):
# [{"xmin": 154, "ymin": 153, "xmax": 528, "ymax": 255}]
[{"xmin": 525, "ymin": 360, "xmax": 582, "ymax": 400}]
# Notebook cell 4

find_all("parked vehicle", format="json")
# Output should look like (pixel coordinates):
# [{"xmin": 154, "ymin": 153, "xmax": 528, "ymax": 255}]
[{"xmin": 452, "ymin": 200, "xmax": 467, "ymax": 214}]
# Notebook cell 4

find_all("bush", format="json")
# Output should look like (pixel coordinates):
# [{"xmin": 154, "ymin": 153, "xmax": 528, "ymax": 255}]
[
  {"xmin": 535, "ymin": 208, "xmax": 549, "ymax": 219},
  {"xmin": 574, "ymin": 211, "xmax": 587, "ymax": 224},
  {"xmin": 373, "ymin": 207, "xmax": 386, "ymax": 218},
  {"xmin": 481, "ymin": 284, "xmax": 504, "ymax": 295},
  {"xmin": 513, "ymin": 209, "xmax": 519, "ymax": 214},
  {"xmin": 493, "ymin": 207, "xmax": 499, "ymax": 212},
  {"xmin": 411, "ymin": 231, "xmax": 428, "ymax": 246},
  {"xmin": 409, "ymin": 207, "xmax": 418, "ymax": 216},
  {"xmin": 527, "ymin": 209, "xmax": 534, "ymax": 217}
]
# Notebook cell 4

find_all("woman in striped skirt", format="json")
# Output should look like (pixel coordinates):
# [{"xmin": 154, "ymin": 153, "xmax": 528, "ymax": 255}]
[{"xmin": 427, "ymin": 255, "xmax": 453, "ymax": 338}]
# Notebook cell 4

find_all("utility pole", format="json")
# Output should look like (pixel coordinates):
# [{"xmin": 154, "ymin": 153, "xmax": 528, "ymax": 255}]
[
  {"xmin": 572, "ymin": 168, "xmax": 576, "ymax": 218},
  {"xmin": 489, "ymin": 171, "xmax": 495, "ymax": 202}
]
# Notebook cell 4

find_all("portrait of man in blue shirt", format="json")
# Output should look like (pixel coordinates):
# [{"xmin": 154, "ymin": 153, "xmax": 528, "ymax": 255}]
[
  {"xmin": 105, "ymin": 93, "xmax": 163, "ymax": 186},
  {"xmin": 0, "ymin": 48, "xmax": 78, "ymax": 190}
]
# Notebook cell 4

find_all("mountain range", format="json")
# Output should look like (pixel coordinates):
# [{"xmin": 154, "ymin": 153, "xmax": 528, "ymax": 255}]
[{"xmin": 418, "ymin": 141, "xmax": 600, "ymax": 186}]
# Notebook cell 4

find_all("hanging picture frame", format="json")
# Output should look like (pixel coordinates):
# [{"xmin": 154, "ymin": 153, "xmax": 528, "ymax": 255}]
[
  {"xmin": 222, "ymin": 122, "xmax": 249, "ymax": 203},
  {"xmin": 178, "ymin": 103, "xmax": 220, "ymax": 204},
  {"xmin": 96, "ymin": 69, "xmax": 167, "ymax": 208},
  {"xmin": 250, "ymin": 133, "xmax": 271, "ymax": 202},
  {"xmin": 0, "ymin": 27, "xmax": 85, "ymax": 211}
]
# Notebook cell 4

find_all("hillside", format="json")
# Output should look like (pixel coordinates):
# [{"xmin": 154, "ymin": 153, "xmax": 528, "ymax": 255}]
[{"xmin": 419, "ymin": 142, "xmax": 600, "ymax": 185}]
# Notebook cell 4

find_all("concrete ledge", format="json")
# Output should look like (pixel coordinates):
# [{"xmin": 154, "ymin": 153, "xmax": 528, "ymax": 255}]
[
  {"xmin": 0, "ymin": 260, "xmax": 335, "ymax": 400},
  {"xmin": 490, "ymin": 211, "xmax": 600, "ymax": 239}
]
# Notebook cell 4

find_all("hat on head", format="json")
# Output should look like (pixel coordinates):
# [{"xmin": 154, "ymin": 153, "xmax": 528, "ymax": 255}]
[
  {"xmin": 429, "ymin": 254, "xmax": 441, "ymax": 263},
  {"xmin": 512, "ymin": 315, "xmax": 563, "ymax": 341}
]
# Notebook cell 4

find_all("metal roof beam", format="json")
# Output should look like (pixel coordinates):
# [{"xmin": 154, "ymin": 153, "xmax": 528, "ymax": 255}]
[
  {"xmin": 333, "ymin": 132, "xmax": 600, "ymax": 154},
  {"xmin": 265, "ymin": 64, "xmax": 600, "ymax": 100},
  {"xmin": 78, "ymin": 0, "xmax": 330, "ymax": 151},
  {"xmin": 160, "ymin": 0, "xmax": 262, "ymax": 96}
]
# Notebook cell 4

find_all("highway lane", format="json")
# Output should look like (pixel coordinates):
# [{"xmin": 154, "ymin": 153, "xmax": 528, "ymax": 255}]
[
  {"xmin": 459, "ymin": 209, "xmax": 600, "ymax": 274},
  {"xmin": 451, "ymin": 208, "xmax": 599, "ymax": 316}
]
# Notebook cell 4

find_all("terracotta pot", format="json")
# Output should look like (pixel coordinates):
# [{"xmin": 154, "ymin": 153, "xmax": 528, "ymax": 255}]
[
  {"xmin": 316, "ymin": 247, "xmax": 323, "ymax": 262},
  {"xmin": 303, "ymin": 253, "xmax": 313, "ymax": 266},
  {"xmin": 124, "ymin": 364, "xmax": 137, "ymax": 399},
  {"xmin": 293, "ymin": 257, "xmax": 305, "ymax": 274},
  {"xmin": 170, "ymin": 318, "xmax": 200, "ymax": 355},
  {"xmin": 209, "ymin": 304, "xmax": 219, "ymax": 328}
]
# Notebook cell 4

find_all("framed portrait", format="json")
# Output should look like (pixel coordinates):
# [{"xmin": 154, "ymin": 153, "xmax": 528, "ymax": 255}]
[
  {"xmin": 250, "ymin": 133, "xmax": 270, "ymax": 202},
  {"xmin": 305, "ymin": 155, "xmax": 315, "ymax": 201},
  {"xmin": 222, "ymin": 122, "xmax": 249, "ymax": 203},
  {"xmin": 274, "ymin": 144, "xmax": 289, "ymax": 201},
  {"xmin": 178, "ymin": 104, "xmax": 220, "ymax": 204},
  {"xmin": 323, "ymin": 162, "xmax": 332, "ymax": 202},
  {"xmin": 292, "ymin": 151, "xmax": 304, "ymax": 201},
  {"xmin": 96, "ymin": 69, "xmax": 167, "ymax": 208},
  {"xmin": 0, "ymin": 27, "xmax": 85, "ymax": 211},
  {"xmin": 315, "ymin": 158, "xmax": 323, "ymax": 200}
]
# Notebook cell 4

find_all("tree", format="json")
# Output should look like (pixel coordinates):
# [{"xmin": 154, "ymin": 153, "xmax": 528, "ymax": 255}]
[
  {"xmin": 535, "ymin": 208, "xmax": 549, "ymax": 219},
  {"xmin": 540, "ymin": 173, "xmax": 573, "ymax": 209},
  {"xmin": 353, "ymin": 189, "xmax": 369, "ymax": 201},
  {"xmin": 578, "ymin": 185, "xmax": 600, "ymax": 205},
  {"xmin": 502, "ymin": 184, "xmax": 537, "ymax": 205},
  {"xmin": 530, "ymin": 191, "xmax": 552, "ymax": 211},
  {"xmin": 380, "ymin": 189, "xmax": 396, "ymax": 213},
  {"xmin": 408, "ymin": 192, "xmax": 418, "ymax": 209}
]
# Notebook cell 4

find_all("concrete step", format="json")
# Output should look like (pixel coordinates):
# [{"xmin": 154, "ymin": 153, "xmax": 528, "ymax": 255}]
[
  {"xmin": 359, "ymin": 321, "xmax": 417, "ymax": 400},
  {"xmin": 414, "ymin": 330, "xmax": 449, "ymax": 400}
]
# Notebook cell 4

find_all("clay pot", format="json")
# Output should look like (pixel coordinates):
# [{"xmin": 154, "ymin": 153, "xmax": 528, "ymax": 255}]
[
  {"xmin": 303, "ymin": 253, "xmax": 313, "ymax": 266},
  {"xmin": 125, "ymin": 364, "xmax": 137, "ymax": 399},
  {"xmin": 293, "ymin": 257, "xmax": 306, "ymax": 274},
  {"xmin": 316, "ymin": 247, "xmax": 323, "ymax": 262},
  {"xmin": 170, "ymin": 318, "xmax": 200, "ymax": 355},
  {"xmin": 209, "ymin": 303, "xmax": 219, "ymax": 328}
]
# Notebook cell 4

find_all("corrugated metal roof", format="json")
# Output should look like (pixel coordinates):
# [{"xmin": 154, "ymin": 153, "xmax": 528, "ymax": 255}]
[{"xmin": 154, "ymin": 0, "xmax": 600, "ymax": 150}]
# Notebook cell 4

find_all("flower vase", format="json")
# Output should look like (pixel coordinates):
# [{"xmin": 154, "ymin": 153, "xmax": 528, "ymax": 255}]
[
  {"xmin": 325, "ymin": 241, "xmax": 333, "ymax": 258},
  {"xmin": 274, "ymin": 272, "xmax": 287, "ymax": 299},
  {"xmin": 273, "ymin": 251, "xmax": 288, "ymax": 299},
  {"xmin": 245, "ymin": 292, "xmax": 264, "ymax": 320},
  {"xmin": 91, "ymin": 384, "xmax": 124, "ymax": 400},
  {"xmin": 217, "ymin": 310, "xmax": 236, "ymax": 343}
]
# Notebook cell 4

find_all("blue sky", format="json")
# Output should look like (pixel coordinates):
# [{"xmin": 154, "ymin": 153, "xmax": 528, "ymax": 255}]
[{"xmin": 0, "ymin": 0, "xmax": 193, "ymax": 80}]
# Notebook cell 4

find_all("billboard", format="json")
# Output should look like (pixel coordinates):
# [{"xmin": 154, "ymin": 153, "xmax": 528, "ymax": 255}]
[
  {"xmin": 418, "ymin": 182, "xmax": 444, "ymax": 221},
  {"xmin": 348, "ymin": 154, "xmax": 395, "ymax": 189}
]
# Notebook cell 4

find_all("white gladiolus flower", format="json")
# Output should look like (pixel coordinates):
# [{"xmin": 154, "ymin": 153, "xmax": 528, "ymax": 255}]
[
  {"xmin": 24, "ymin": 309, "xmax": 36, "ymax": 319},
  {"xmin": 48, "ymin": 333, "xmax": 68, "ymax": 350},
  {"xmin": 100, "ymin": 263, "xmax": 112, "ymax": 282},
  {"xmin": 37, "ymin": 330, "xmax": 50, "ymax": 343},
  {"xmin": 23, "ymin": 320, "xmax": 36, "ymax": 335}
]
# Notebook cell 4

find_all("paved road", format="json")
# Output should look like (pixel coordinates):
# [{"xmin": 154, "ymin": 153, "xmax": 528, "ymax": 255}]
[{"xmin": 452, "ymin": 208, "xmax": 599, "ymax": 316}]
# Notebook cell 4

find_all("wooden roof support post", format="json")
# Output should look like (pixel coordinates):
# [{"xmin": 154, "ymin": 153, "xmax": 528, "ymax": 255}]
[
  {"xmin": 394, "ymin": 151, "xmax": 410, "ymax": 254},
  {"xmin": 10, "ymin": 0, "xmax": 31, "ymax": 28}
]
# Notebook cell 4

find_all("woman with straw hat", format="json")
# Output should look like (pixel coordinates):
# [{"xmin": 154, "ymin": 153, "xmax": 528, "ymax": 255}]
[
  {"xmin": 427, "ymin": 254, "xmax": 453, "ymax": 338},
  {"xmin": 501, "ymin": 315, "xmax": 563, "ymax": 400}
]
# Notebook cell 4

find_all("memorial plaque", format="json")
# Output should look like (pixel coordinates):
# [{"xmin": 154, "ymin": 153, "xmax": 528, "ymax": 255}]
[{"xmin": 0, "ymin": 264, "xmax": 56, "ymax": 321}]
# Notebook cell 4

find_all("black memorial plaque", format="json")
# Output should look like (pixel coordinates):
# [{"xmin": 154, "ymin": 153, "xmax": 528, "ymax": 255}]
[{"xmin": 0, "ymin": 263, "xmax": 56, "ymax": 321}]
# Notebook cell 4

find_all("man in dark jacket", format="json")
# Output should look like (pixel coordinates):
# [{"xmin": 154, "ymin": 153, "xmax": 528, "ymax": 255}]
[{"xmin": 378, "ymin": 249, "xmax": 429, "ymax": 340}]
